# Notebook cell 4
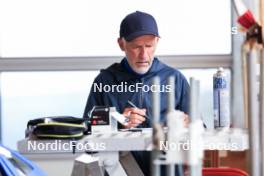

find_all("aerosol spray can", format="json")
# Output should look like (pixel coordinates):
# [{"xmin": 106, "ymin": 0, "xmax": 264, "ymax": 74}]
[{"xmin": 213, "ymin": 67, "xmax": 230, "ymax": 128}]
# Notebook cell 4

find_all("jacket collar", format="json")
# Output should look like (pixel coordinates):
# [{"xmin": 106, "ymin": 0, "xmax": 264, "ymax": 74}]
[{"xmin": 102, "ymin": 57, "xmax": 164, "ymax": 83}]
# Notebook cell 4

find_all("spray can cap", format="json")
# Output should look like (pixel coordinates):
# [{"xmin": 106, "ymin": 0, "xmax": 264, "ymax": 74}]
[{"xmin": 218, "ymin": 67, "xmax": 224, "ymax": 72}]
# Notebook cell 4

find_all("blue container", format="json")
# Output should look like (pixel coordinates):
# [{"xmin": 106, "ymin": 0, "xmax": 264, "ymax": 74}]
[
  {"xmin": 213, "ymin": 67, "xmax": 230, "ymax": 128},
  {"xmin": 0, "ymin": 144, "xmax": 46, "ymax": 176}
]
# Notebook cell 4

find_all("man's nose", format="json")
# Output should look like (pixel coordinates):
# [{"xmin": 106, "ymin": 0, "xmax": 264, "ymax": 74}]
[{"xmin": 139, "ymin": 47, "xmax": 148, "ymax": 59}]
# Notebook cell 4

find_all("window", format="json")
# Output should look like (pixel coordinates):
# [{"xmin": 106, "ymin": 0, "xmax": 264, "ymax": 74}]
[
  {"xmin": 181, "ymin": 68, "xmax": 231, "ymax": 129},
  {"xmin": 1, "ymin": 69, "xmax": 231, "ymax": 149},
  {"xmin": 1, "ymin": 71, "xmax": 99, "ymax": 149},
  {"xmin": 1, "ymin": 0, "xmax": 231, "ymax": 57},
  {"xmin": 0, "ymin": 0, "xmax": 233, "ymax": 149}
]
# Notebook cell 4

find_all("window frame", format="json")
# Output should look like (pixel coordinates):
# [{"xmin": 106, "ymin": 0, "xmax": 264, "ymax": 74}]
[{"xmin": 0, "ymin": 55, "xmax": 232, "ymax": 71}]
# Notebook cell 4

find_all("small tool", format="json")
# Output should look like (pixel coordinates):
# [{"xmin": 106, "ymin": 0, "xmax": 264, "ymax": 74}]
[{"xmin": 127, "ymin": 100, "xmax": 152, "ymax": 123}]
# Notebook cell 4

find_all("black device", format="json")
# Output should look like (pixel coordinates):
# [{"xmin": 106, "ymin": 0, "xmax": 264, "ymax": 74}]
[{"xmin": 89, "ymin": 106, "xmax": 110, "ymax": 126}]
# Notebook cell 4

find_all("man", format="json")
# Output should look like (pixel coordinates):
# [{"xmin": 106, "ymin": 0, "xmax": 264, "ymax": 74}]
[{"xmin": 83, "ymin": 11, "xmax": 189, "ymax": 175}]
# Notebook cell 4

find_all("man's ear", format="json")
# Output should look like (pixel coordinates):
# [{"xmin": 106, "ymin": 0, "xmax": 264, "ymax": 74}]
[
  {"xmin": 117, "ymin": 38, "xmax": 125, "ymax": 51},
  {"xmin": 156, "ymin": 37, "xmax": 159, "ymax": 43}
]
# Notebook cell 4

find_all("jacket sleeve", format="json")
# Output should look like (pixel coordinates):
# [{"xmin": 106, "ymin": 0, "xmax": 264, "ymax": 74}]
[
  {"xmin": 83, "ymin": 75, "xmax": 104, "ymax": 118},
  {"xmin": 176, "ymin": 74, "xmax": 190, "ymax": 115}
]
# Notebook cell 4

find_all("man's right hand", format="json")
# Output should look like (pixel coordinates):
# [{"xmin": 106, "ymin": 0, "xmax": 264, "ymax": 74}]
[{"xmin": 122, "ymin": 107, "xmax": 146, "ymax": 128}]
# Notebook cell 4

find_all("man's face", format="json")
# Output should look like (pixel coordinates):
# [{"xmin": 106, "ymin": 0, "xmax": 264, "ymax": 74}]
[{"xmin": 118, "ymin": 35, "xmax": 159, "ymax": 74}]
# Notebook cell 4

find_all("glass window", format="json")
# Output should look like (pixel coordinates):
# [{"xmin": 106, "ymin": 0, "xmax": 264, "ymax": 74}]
[
  {"xmin": 181, "ymin": 68, "xmax": 231, "ymax": 129},
  {"xmin": 1, "ymin": 0, "xmax": 231, "ymax": 57},
  {"xmin": 1, "ymin": 71, "xmax": 99, "ymax": 149},
  {"xmin": 1, "ymin": 69, "xmax": 230, "ymax": 149}
]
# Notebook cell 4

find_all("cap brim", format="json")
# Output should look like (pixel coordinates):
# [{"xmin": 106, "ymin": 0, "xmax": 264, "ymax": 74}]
[{"xmin": 124, "ymin": 31, "xmax": 160, "ymax": 41}]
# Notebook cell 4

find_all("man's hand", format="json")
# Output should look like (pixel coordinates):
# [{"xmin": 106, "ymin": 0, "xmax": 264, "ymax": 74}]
[
  {"xmin": 183, "ymin": 114, "xmax": 189, "ymax": 128},
  {"xmin": 122, "ymin": 108, "xmax": 189, "ymax": 128},
  {"xmin": 123, "ymin": 107, "xmax": 146, "ymax": 128}
]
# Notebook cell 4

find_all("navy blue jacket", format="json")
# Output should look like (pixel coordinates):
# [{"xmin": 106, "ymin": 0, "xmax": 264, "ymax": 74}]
[
  {"xmin": 83, "ymin": 57, "xmax": 189, "ymax": 125},
  {"xmin": 83, "ymin": 58, "xmax": 189, "ymax": 176}
]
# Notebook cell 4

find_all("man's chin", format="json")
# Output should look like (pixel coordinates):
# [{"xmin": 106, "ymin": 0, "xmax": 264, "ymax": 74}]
[{"xmin": 133, "ymin": 68, "xmax": 149, "ymax": 74}]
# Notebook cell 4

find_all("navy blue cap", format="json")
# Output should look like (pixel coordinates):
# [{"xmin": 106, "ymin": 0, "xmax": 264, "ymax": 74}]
[{"xmin": 119, "ymin": 11, "xmax": 160, "ymax": 41}]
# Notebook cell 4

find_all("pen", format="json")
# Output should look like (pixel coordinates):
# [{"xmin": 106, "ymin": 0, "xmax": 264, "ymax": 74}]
[{"xmin": 127, "ymin": 100, "xmax": 152, "ymax": 123}]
